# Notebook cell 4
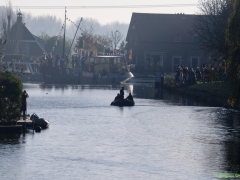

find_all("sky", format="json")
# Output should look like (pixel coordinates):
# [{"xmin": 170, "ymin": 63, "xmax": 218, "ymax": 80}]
[{"xmin": 0, "ymin": 0, "xmax": 200, "ymax": 25}]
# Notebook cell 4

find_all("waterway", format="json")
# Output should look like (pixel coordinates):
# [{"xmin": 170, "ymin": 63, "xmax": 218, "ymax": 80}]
[{"xmin": 0, "ymin": 83, "xmax": 240, "ymax": 180}]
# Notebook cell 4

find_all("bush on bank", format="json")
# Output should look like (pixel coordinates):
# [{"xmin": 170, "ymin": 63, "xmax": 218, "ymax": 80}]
[
  {"xmin": 0, "ymin": 72, "xmax": 23, "ymax": 122},
  {"xmin": 163, "ymin": 75, "xmax": 235, "ymax": 108}
]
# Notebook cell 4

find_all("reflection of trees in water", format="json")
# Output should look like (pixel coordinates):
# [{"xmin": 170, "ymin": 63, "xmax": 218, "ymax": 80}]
[
  {"xmin": 160, "ymin": 93, "xmax": 206, "ymax": 106},
  {"xmin": 0, "ymin": 134, "xmax": 21, "ymax": 144},
  {"xmin": 217, "ymin": 110, "xmax": 240, "ymax": 173},
  {"xmin": 131, "ymin": 85, "xmax": 156, "ymax": 99}
]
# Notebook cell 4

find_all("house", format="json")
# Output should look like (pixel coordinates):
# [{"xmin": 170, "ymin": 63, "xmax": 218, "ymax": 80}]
[
  {"xmin": 6, "ymin": 12, "xmax": 46, "ymax": 59},
  {"xmin": 126, "ymin": 13, "xmax": 208, "ymax": 74}
]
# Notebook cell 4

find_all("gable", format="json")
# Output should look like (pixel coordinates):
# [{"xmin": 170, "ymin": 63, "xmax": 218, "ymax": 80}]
[{"xmin": 10, "ymin": 22, "xmax": 36, "ymax": 41}]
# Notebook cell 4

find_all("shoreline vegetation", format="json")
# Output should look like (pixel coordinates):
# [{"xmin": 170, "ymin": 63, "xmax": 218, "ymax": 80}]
[{"xmin": 163, "ymin": 75, "xmax": 240, "ymax": 110}]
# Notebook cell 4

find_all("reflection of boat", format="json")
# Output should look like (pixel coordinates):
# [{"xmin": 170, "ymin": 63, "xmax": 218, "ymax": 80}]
[
  {"xmin": 111, "ymin": 99, "xmax": 135, "ymax": 106},
  {"xmin": 0, "ymin": 61, "xmax": 43, "ymax": 82},
  {"xmin": 43, "ymin": 55, "xmax": 134, "ymax": 85}
]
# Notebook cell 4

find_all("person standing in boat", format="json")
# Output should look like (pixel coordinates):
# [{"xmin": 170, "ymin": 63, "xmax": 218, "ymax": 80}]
[
  {"xmin": 126, "ymin": 93, "xmax": 133, "ymax": 101},
  {"xmin": 21, "ymin": 90, "xmax": 29, "ymax": 119},
  {"xmin": 120, "ymin": 87, "xmax": 124, "ymax": 99}
]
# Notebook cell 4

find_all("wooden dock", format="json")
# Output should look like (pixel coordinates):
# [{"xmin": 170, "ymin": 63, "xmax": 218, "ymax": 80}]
[
  {"xmin": 0, "ymin": 117, "xmax": 34, "ymax": 134},
  {"xmin": 17, "ymin": 117, "xmax": 34, "ymax": 129}
]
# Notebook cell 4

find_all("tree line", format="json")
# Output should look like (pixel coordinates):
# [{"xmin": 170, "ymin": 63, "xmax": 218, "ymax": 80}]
[{"xmin": 192, "ymin": 0, "xmax": 240, "ymax": 108}]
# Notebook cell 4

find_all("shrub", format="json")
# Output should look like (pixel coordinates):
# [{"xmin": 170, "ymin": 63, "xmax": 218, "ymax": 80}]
[
  {"xmin": 0, "ymin": 72, "xmax": 23, "ymax": 121},
  {"xmin": 164, "ymin": 74, "xmax": 175, "ymax": 86}
]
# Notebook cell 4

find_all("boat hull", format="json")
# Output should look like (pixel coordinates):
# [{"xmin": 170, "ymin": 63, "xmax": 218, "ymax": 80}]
[
  {"xmin": 111, "ymin": 99, "xmax": 135, "ymax": 106},
  {"xmin": 43, "ymin": 71, "xmax": 134, "ymax": 85}
]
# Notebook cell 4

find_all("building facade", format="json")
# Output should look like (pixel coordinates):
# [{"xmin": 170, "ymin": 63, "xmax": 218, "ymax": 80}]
[
  {"xmin": 126, "ymin": 13, "xmax": 208, "ymax": 74},
  {"xmin": 6, "ymin": 12, "xmax": 46, "ymax": 58}
]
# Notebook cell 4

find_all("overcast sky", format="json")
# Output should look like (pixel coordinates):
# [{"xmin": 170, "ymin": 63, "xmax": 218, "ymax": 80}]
[{"xmin": 0, "ymin": 0, "xmax": 199, "ymax": 24}]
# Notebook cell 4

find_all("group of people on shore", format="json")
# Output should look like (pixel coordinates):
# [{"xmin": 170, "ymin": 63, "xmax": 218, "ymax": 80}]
[
  {"xmin": 175, "ymin": 61, "xmax": 227, "ymax": 84},
  {"xmin": 39, "ymin": 53, "xmax": 70, "ymax": 75},
  {"xmin": 114, "ymin": 87, "xmax": 133, "ymax": 101}
]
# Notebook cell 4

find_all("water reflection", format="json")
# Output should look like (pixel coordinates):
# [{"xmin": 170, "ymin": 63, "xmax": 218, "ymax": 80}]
[
  {"xmin": 35, "ymin": 83, "xmax": 240, "ymax": 175},
  {"xmin": 217, "ymin": 109, "xmax": 240, "ymax": 174},
  {"xmin": 1, "ymin": 83, "xmax": 240, "ymax": 179},
  {"xmin": 0, "ymin": 134, "xmax": 21, "ymax": 144}
]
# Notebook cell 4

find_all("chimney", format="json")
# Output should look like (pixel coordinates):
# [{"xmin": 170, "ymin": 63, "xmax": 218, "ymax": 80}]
[{"xmin": 17, "ymin": 12, "xmax": 22, "ymax": 23}]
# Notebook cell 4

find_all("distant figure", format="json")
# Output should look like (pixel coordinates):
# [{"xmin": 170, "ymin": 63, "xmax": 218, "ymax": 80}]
[
  {"xmin": 120, "ymin": 87, "xmax": 124, "ymax": 99},
  {"xmin": 126, "ymin": 93, "xmax": 133, "ymax": 101},
  {"xmin": 21, "ymin": 90, "xmax": 29, "ymax": 119},
  {"xmin": 114, "ymin": 93, "xmax": 121, "ymax": 100}
]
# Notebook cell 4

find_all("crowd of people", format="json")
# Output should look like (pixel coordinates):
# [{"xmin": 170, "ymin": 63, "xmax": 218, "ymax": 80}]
[
  {"xmin": 175, "ymin": 61, "xmax": 227, "ymax": 84},
  {"xmin": 38, "ymin": 53, "xmax": 72, "ymax": 75}
]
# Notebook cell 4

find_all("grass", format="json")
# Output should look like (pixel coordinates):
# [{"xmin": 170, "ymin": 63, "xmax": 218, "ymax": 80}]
[
  {"xmin": 163, "ymin": 80, "xmax": 232, "ymax": 107},
  {"xmin": 189, "ymin": 81, "xmax": 231, "ymax": 99}
]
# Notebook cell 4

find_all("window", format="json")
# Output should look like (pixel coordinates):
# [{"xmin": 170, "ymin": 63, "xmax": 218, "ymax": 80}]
[
  {"xmin": 172, "ymin": 57, "xmax": 182, "ymax": 72},
  {"xmin": 174, "ymin": 34, "xmax": 181, "ymax": 42},
  {"xmin": 145, "ymin": 53, "xmax": 163, "ymax": 70}
]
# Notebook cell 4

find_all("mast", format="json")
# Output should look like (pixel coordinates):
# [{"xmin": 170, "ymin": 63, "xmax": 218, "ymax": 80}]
[
  {"xmin": 63, "ymin": 7, "xmax": 66, "ymax": 58},
  {"xmin": 68, "ymin": 17, "xmax": 83, "ymax": 56}
]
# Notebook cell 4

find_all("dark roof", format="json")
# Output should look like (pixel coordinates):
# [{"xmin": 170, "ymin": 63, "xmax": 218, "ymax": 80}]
[
  {"xmin": 10, "ymin": 21, "xmax": 36, "ymax": 41},
  {"xmin": 126, "ymin": 13, "xmax": 198, "ymax": 42},
  {"xmin": 9, "ymin": 17, "xmax": 46, "ymax": 53}
]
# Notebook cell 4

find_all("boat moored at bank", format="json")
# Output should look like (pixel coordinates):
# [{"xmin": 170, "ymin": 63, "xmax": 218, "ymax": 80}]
[{"xmin": 42, "ymin": 55, "xmax": 134, "ymax": 84}]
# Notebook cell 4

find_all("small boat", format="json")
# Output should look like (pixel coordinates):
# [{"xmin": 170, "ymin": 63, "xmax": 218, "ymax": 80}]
[
  {"xmin": 17, "ymin": 113, "xmax": 50, "ymax": 129},
  {"xmin": 30, "ymin": 113, "xmax": 50, "ymax": 129},
  {"xmin": 111, "ymin": 99, "xmax": 135, "ymax": 106}
]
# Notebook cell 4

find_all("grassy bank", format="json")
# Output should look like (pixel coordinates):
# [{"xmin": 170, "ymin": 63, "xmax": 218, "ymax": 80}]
[{"xmin": 164, "ymin": 78, "xmax": 232, "ymax": 108}]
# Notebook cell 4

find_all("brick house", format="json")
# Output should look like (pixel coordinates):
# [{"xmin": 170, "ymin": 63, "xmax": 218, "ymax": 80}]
[
  {"xmin": 126, "ymin": 13, "xmax": 208, "ymax": 74},
  {"xmin": 6, "ymin": 12, "xmax": 46, "ymax": 58}
]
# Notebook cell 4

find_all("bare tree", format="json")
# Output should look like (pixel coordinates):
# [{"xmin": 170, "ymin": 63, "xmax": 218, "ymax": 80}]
[
  {"xmin": 80, "ymin": 18, "xmax": 101, "ymax": 36},
  {"xmin": 109, "ymin": 30, "xmax": 123, "ymax": 50},
  {"xmin": 95, "ymin": 34, "xmax": 111, "ymax": 51},
  {"xmin": 192, "ymin": 0, "xmax": 233, "ymax": 64},
  {"xmin": 118, "ymin": 40, "xmax": 126, "ymax": 53}
]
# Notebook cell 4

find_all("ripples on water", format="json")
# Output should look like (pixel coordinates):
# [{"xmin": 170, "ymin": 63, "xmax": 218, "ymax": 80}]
[{"xmin": 0, "ymin": 83, "xmax": 240, "ymax": 180}]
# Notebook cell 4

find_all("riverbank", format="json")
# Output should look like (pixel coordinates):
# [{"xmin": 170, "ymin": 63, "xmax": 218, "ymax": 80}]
[{"xmin": 163, "ymin": 81, "xmax": 238, "ymax": 109}]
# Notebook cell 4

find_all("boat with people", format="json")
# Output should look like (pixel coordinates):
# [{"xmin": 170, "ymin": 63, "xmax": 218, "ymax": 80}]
[
  {"xmin": 111, "ymin": 99, "xmax": 135, "ymax": 106},
  {"xmin": 41, "ymin": 10, "xmax": 133, "ymax": 85},
  {"xmin": 42, "ymin": 55, "xmax": 134, "ymax": 84},
  {"xmin": 111, "ymin": 90, "xmax": 135, "ymax": 106}
]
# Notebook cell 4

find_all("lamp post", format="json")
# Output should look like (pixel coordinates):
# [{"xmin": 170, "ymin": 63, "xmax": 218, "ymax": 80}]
[{"xmin": 114, "ymin": 30, "xmax": 118, "ymax": 54}]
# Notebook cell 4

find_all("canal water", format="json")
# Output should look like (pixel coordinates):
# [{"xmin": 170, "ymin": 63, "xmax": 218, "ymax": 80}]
[{"xmin": 0, "ymin": 83, "xmax": 240, "ymax": 180}]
